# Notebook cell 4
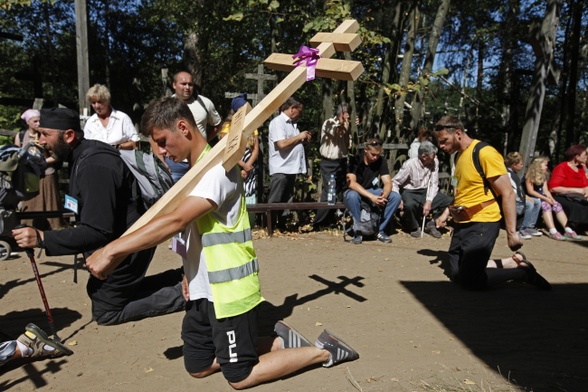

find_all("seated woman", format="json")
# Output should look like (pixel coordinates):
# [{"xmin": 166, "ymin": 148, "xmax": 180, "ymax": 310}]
[{"xmin": 548, "ymin": 145, "xmax": 588, "ymax": 231}]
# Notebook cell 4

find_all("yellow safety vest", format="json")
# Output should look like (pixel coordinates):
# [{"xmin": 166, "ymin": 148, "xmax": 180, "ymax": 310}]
[{"xmin": 197, "ymin": 192, "xmax": 263, "ymax": 319}]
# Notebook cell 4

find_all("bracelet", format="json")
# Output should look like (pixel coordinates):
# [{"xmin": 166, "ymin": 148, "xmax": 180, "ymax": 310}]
[{"xmin": 35, "ymin": 229, "xmax": 45, "ymax": 249}]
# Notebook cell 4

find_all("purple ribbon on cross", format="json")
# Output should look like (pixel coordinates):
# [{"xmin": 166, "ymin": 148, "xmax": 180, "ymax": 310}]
[{"xmin": 292, "ymin": 45, "xmax": 321, "ymax": 81}]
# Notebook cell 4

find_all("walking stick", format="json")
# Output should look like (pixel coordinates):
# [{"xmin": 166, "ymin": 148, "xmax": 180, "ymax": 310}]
[
  {"xmin": 15, "ymin": 224, "xmax": 61, "ymax": 342},
  {"xmin": 421, "ymin": 173, "xmax": 433, "ymax": 239}
]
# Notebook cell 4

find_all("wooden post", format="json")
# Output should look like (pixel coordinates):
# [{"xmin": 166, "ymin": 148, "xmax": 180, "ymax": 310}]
[
  {"xmin": 75, "ymin": 0, "xmax": 90, "ymax": 114},
  {"xmin": 124, "ymin": 20, "xmax": 364, "ymax": 235}
]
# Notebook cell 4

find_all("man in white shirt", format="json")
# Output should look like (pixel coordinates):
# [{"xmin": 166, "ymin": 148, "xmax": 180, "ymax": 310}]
[
  {"xmin": 267, "ymin": 96, "xmax": 312, "ymax": 229},
  {"xmin": 392, "ymin": 141, "xmax": 452, "ymax": 238},
  {"xmin": 84, "ymin": 97, "xmax": 359, "ymax": 389}
]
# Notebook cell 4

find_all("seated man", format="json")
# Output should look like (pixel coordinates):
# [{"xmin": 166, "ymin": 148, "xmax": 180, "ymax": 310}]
[
  {"xmin": 344, "ymin": 138, "xmax": 401, "ymax": 244},
  {"xmin": 392, "ymin": 141, "xmax": 453, "ymax": 238}
]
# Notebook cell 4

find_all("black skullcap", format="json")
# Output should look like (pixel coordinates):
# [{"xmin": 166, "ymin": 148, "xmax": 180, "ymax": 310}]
[{"xmin": 40, "ymin": 108, "xmax": 82, "ymax": 133}]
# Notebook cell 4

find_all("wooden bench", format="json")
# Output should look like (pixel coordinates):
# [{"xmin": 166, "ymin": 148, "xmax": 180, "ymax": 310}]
[{"xmin": 247, "ymin": 202, "xmax": 345, "ymax": 237}]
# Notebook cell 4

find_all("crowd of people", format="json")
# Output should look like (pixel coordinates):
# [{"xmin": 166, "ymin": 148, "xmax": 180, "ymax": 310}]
[{"xmin": 4, "ymin": 74, "xmax": 587, "ymax": 385}]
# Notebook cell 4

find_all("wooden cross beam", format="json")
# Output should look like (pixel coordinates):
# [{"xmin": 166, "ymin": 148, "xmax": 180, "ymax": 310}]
[
  {"xmin": 245, "ymin": 64, "xmax": 278, "ymax": 106},
  {"xmin": 124, "ymin": 19, "xmax": 363, "ymax": 235}
]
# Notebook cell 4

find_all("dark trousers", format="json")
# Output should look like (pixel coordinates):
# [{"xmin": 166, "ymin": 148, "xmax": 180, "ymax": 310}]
[
  {"xmin": 91, "ymin": 268, "xmax": 186, "ymax": 325},
  {"xmin": 267, "ymin": 173, "xmax": 296, "ymax": 228},
  {"xmin": 448, "ymin": 221, "xmax": 526, "ymax": 289},
  {"xmin": 314, "ymin": 157, "xmax": 347, "ymax": 226},
  {"xmin": 401, "ymin": 189, "xmax": 453, "ymax": 231}
]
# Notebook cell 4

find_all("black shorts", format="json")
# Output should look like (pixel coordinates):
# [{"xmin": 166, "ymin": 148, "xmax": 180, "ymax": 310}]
[{"xmin": 182, "ymin": 299, "xmax": 259, "ymax": 383}]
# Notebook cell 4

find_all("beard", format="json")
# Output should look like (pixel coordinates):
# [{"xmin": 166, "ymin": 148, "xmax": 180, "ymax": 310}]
[{"xmin": 51, "ymin": 136, "xmax": 72, "ymax": 162}]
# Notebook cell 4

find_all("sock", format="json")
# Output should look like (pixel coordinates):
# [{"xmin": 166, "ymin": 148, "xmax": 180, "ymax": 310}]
[
  {"xmin": 564, "ymin": 227, "xmax": 574, "ymax": 233},
  {"xmin": 16, "ymin": 340, "xmax": 32, "ymax": 357},
  {"xmin": 549, "ymin": 228, "xmax": 557, "ymax": 235}
]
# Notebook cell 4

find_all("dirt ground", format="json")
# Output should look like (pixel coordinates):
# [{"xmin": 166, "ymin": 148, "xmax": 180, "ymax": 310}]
[{"xmin": 1, "ymin": 227, "xmax": 587, "ymax": 392}]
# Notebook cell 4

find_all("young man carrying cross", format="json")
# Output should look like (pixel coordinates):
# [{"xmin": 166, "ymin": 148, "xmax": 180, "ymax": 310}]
[{"xmin": 85, "ymin": 97, "xmax": 358, "ymax": 389}]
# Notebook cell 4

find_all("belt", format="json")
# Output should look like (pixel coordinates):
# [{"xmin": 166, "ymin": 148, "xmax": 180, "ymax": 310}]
[{"xmin": 466, "ymin": 199, "xmax": 496, "ymax": 216}]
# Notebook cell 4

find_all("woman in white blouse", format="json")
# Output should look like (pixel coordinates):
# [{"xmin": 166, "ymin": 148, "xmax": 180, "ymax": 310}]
[{"xmin": 83, "ymin": 84, "xmax": 140, "ymax": 150}]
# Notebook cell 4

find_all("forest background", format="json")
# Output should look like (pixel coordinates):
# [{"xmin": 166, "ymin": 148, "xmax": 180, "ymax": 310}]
[{"xmin": 0, "ymin": 0, "xmax": 586, "ymax": 197}]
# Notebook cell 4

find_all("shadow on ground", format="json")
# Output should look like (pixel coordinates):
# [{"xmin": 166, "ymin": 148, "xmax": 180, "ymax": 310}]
[{"xmin": 400, "ymin": 280, "xmax": 588, "ymax": 391}]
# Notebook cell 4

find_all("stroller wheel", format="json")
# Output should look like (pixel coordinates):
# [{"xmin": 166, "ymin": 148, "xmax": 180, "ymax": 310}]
[{"xmin": 0, "ymin": 240, "xmax": 11, "ymax": 261}]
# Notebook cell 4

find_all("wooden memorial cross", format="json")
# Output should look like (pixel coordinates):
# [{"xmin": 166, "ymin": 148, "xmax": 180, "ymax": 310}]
[
  {"xmin": 124, "ymin": 19, "xmax": 364, "ymax": 236},
  {"xmin": 245, "ymin": 64, "xmax": 278, "ymax": 106}
]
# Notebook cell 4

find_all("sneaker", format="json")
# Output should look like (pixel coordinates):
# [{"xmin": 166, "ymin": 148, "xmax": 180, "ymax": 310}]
[
  {"xmin": 523, "ymin": 228, "xmax": 542, "ymax": 237},
  {"xmin": 410, "ymin": 230, "xmax": 422, "ymax": 238},
  {"xmin": 315, "ymin": 329, "xmax": 359, "ymax": 367},
  {"xmin": 274, "ymin": 321, "xmax": 312, "ymax": 349},
  {"xmin": 351, "ymin": 235, "xmax": 362, "ymax": 244},
  {"xmin": 548, "ymin": 232, "xmax": 566, "ymax": 241},
  {"xmin": 518, "ymin": 230, "xmax": 532, "ymax": 240},
  {"xmin": 564, "ymin": 230, "xmax": 583, "ymax": 240},
  {"xmin": 425, "ymin": 220, "xmax": 442, "ymax": 238},
  {"xmin": 18, "ymin": 323, "xmax": 73, "ymax": 358},
  {"xmin": 377, "ymin": 232, "xmax": 391, "ymax": 243}
]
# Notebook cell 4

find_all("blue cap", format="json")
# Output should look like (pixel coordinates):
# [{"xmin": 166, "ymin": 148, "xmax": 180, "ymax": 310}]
[{"xmin": 231, "ymin": 93, "xmax": 248, "ymax": 112}]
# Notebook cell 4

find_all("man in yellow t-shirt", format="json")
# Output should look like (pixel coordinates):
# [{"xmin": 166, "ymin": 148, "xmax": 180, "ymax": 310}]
[{"xmin": 433, "ymin": 116, "xmax": 550, "ymax": 290}]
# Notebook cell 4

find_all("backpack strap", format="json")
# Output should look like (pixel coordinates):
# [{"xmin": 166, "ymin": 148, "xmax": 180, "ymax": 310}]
[
  {"xmin": 471, "ymin": 141, "xmax": 498, "ymax": 197},
  {"xmin": 194, "ymin": 94, "xmax": 210, "ymax": 118}
]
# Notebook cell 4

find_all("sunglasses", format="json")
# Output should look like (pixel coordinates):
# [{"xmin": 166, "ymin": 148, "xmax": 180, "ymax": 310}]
[
  {"xmin": 368, "ymin": 140, "xmax": 383, "ymax": 146},
  {"xmin": 434, "ymin": 125, "xmax": 458, "ymax": 131}
]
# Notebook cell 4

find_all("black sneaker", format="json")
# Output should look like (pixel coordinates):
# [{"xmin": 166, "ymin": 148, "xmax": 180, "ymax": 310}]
[
  {"xmin": 274, "ymin": 321, "xmax": 312, "ymax": 349},
  {"xmin": 377, "ymin": 232, "xmax": 391, "ymax": 243},
  {"xmin": 315, "ymin": 329, "xmax": 359, "ymax": 367}
]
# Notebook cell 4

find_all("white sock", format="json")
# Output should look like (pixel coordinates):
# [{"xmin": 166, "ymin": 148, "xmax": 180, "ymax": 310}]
[
  {"xmin": 16, "ymin": 340, "xmax": 32, "ymax": 357},
  {"xmin": 549, "ymin": 228, "xmax": 558, "ymax": 235},
  {"xmin": 564, "ymin": 227, "xmax": 574, "ymax": 233}
]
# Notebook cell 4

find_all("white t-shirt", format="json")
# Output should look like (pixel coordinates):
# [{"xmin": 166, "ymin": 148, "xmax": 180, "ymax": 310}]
[
  {"xmin": 181, "ymin": 163, "xmax": 242, "ymax": 301},
  {"xmin": 83, "ymin": 108, "xmax": 140, "ymax": 145}
]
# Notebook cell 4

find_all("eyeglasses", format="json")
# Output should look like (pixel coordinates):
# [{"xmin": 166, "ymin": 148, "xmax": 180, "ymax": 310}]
[{"xmin": 368, "ymin": 140, "xmax": 383, "ymax": 146}]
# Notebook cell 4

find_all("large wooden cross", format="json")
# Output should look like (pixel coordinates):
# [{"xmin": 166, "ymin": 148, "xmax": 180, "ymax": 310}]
[{"xmin": 125, "ymin": 19, "xmax": 364, "ymax": 235}]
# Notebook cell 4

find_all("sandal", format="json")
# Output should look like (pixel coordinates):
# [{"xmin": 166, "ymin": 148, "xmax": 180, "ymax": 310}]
[{"xmin": 512, "ymin": 252, "xmax": 552, "ymax": 291}]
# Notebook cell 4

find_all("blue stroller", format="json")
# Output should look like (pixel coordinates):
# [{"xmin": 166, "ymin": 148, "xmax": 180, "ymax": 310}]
[{"xmin": 0, "ymin": 142, "xmax": 46, "ymax": 260}]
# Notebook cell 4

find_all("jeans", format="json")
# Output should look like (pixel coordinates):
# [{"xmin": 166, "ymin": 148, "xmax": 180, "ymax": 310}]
[
  {"xmin": 521, "ymin": 197, "xmax": 541, "ymax": 230},
  {"xmin": 344, "ymin": 188, "xmax": 401, "ymax": 234},
  {"xmin": 314, "ymin": 157, "xmax": 347, "ymax": 226}
]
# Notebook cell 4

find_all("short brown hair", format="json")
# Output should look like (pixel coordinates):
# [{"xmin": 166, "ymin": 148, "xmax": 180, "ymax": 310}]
[
  {"xmin": 505, "ymin": 152, "xmax": 523, "ymax": 167},
  {"xmin": 141, "ymin": 96, "xmax": 197, "ymax": 137},
  {"xmin": 434, "ymin": 116, "xmax": 464, "ymax": 134}
]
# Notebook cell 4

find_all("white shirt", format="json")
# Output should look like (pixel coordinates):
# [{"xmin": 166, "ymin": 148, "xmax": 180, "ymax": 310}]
[
  {"xmin": 268, "ymin": 112, "xmax": 307, "ymax": 175},
  {"xmin": 182, "ymin": 163, "xmax": 242, "ymax": 301},
  {"xmin": 83, "ymin": 108, "xmax": 140, "ymax": 145},
  {"xmin": 173, "ymin": 94, "xmax": 221, "ymax": 138},
  {"xmin": 392, "ymin": 157, "xmax": 440, "ymax": 201}
]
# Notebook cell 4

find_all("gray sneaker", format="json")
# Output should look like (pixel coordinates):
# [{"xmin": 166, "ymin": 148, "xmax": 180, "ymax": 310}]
[
  {"xmin": 274, "ymin": 321, "xmax": 312, "ymax": 349},
  {"xmin": 518, "ymin": 230, "xmax": 532, "ymax": 240},
  {"xmin": 18, "ymin": 323, "xmax": 73, "ymax": 358},
  {"xmin": 315, "ymin": 329, "xmax": 359, "ymax": 367},
  {"xmin": 351, "ymin": 235, "xmax": 363, "ymax": 244},
  {"xmin": 377, "ymin": 232, "xmax": 392, "ymax": 243},
  {"xmin": 523, "ymin": 228, "xmax": 543, "ymax": 237}
]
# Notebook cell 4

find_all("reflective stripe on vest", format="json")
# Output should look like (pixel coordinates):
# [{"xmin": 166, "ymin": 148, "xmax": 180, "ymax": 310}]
[
  {"xmin": 208, "ymin": 258, "xmax": 259, "ymax": 284},
  {"xmin": 197, "ymin": 179, "xmax": 263, "ymax": 318}
]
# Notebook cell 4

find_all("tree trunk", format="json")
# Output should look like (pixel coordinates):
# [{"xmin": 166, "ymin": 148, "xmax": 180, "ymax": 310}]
[
  {"xmin": 410, "ymin": 0, "xmax": 450, "ymax": 133},
  {"xmin": 519, "ymin": 0, "xmax": 562, "ymax": 169},
  {"xmin": 394, "ymin": 6, "xmax": 418, "ymax": 140}
]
